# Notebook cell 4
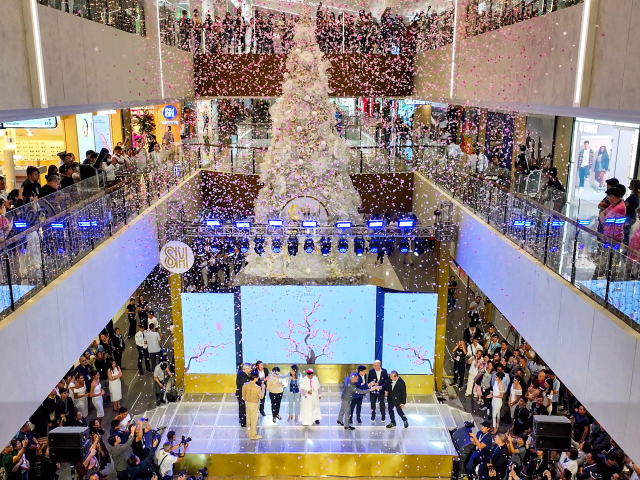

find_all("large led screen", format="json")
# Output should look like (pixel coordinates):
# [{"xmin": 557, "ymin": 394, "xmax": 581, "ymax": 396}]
[
  {"xmin": 241, "ymin": 286, "xmax": 376, "ymax": 365},
  {"xmin": 181, "ymin": 293, "xmax": 237, "ymax": 374},
  {"xmin": 383, "ymin": 293, "xmax": 437, "ymax": 374}
]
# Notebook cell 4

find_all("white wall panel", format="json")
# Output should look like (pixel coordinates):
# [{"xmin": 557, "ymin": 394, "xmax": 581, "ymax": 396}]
[
  {"xmin": 583, "ymin": 310, "xmax": 635, "ymax": 438},
  {"xmin": 413, "ymin": 173, "xmax": 640, "ymax": 461}
]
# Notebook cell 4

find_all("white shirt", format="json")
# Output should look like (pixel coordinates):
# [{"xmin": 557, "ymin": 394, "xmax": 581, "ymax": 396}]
[
  {"xmin": 135, "ymin": 331, "xmax": 147, "ymax": 349},
  {"xmin": 148, "ymin": 316, "xmax": 158, "ymax": 330},
  {"xmin": 258, "ymin": 369, "xmax": 265, "ymax": 380},
  {"xmin": 375, "ymin": 369, "xmax": 381, "ymax": 382},
  {"xmin": 559, "ymin": 452, "xmax": 578, "ymax": 479},
  {"xmin": 155, "ymin": 448, "xmax": 178, "ymax": 476},
  {"xmin": 146, "ymin": 331, "xmax": 161, "ymax": 353},
  {"xmin": 580, "ymin": 148, "xmax": 591, "ymax": 167}
]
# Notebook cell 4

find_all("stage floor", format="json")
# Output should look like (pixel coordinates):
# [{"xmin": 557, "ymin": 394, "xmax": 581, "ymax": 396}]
[{"xmin": 143, "ymin": 384, "xmax": 456, "ymax": 456}]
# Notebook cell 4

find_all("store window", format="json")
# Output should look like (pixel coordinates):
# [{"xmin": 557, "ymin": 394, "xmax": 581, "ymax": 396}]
[
  {"xmin": 524, "ymin": 114, "xmax": 555, "ymax": 170},
  {"xmin": 567, "ymin": 119, "xmax": 639, "ymax": 207}
]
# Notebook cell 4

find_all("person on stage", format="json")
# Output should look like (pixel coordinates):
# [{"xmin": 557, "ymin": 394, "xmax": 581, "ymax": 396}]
[
  {"xmin": 284, "ymin": 365, "xmax": 301, "ymax": 422},
  {"xmin": 350, "ymin": 365, "xmax": 368, "ymax": 424},
  {"xmin": 266, "ymin": 367, "xmax": 284, "ymax": 422},
  {"xmin": 300, "ymin": 369, "xmax": 322, "ymax": 425},
  {"xmin": 385, "ymin": 370, "xmax": 409, "ymax": 428},
  {"xmin": 367, "ymin": 360, "xmax": 388, "ymax": 421},
  {"xmin": 242, "ymin": 373, "xmax": 265, "ymax": 440},
  {"xmin": 338, "ymin": 373, "xmax": 377, "ymax": 430},
  {"xmin": 254, "ymin": 361, "xmax": 269, "ymax": 416},
  {"xmin": 236, "ymin": 363, "xmax": 252, "ymax": 427}
]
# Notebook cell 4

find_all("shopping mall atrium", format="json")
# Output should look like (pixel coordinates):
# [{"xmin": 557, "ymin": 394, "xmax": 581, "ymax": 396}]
[{"xmin": 0, "ymin": 0, "xmax": 639, "ymax": 479}]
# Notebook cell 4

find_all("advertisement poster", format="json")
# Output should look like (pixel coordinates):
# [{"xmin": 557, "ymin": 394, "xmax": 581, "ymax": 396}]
[
  {"xmin": 241, "ymin": 286, "xmax": 377, "ymax": 364},
  {"xmin": 93, "ymin": 114, "xmax": 112, "ymax": 152},
  {"xmin": 75, "ymin": 113, "xmax": 95, "ymax": 157}
]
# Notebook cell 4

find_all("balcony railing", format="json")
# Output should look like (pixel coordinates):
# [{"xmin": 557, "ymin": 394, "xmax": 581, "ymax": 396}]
[
  {"xmin": 38, "ymin": 0, "xmax": 146, "ymax": 36},
  {"xmin": 0, "ymin": 146, "xmax": 199, "ymax": 321},
  {"xmin": 416, "ymin": 147, "xmax": 640, "ymax": 333},
  {"xmin": 464, "ymin": 0, "xmax": 584, "ymax": 38}
]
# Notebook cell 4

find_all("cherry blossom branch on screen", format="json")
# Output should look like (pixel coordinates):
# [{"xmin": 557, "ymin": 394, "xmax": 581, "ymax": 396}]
[
  {"xmin": 388, "ymin": 343, "xmax": 434, "ymax": 372},
  {"xmin": 275, "ymin": 296, "xmax": 339, "ymax": 363},
  {"xmin": 185, "ymin": 341, "xmax": 231, "ymax": 373}
]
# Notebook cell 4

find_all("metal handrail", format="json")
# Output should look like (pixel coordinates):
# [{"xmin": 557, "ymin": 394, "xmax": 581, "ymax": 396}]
[{"xmin": 0, "ymin": 147, "xmax": 199, "ymax": 321}]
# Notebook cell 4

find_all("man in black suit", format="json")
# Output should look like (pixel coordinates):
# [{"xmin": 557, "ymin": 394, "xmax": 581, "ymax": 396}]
[
  {"xmin": 255, "ymin": 360, "xmax": 270, "ymax": 416},
  {"xmin": 367, "ymin": 360, "xmax": 388, "ymax": 421},
  {"xmin": 385, "ymin": 370, "xmax": 408, "ymax": 428},
  {"xmin": 236, "ymin": 363, "xmax": 252, "ymax": 427},
  {"xmin": 349, "ymin": 365, "xmax": 368, "ymax": 424}
]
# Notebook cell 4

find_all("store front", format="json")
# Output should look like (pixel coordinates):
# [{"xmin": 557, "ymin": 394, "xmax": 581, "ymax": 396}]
[
  {"xmin": 0, "ymin": 117, "xmax": 65, "ymax": 189},
  {"xmin": 567, "ymin": 119, "xmax": 639, "ymax": 206}
]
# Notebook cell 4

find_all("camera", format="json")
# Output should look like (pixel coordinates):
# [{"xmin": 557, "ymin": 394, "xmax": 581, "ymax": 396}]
[{"xmin": 181, "ymin": 435, "xmax": 192, "ymax": 444}]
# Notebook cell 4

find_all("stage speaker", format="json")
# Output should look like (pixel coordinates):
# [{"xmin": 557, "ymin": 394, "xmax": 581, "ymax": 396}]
[
  {"xmin": 533, "ymin": 416, "xmax": 572, "ymax": 437},
  {"xmin": 48, "ymin": 427, "xmax": 89, "ymax": 448},
  {"xmin": 451, "ymin": 425, "xmax": 474, "ymax": 452},
  {"xmin": 529, "ymin": 434, "xmax": 571, "ymax": 451}
]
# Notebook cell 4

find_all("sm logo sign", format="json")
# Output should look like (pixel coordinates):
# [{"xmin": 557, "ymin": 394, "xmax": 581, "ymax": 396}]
[{"xmin": 160, "ymin": 241, "xmax": 194, "ymax": 274}]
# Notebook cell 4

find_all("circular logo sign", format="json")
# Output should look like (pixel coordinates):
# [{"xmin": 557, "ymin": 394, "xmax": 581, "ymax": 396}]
[
  {"xmin": 162, "ymin": 105, "xmax": 178, "ymax": 120},
  {"xmin": 281, "ymin": 196, "xmax": 329, "ymax": 223},
  {"xmin": 160, "ymin": 241, "xmax": 194, "ymax": 274}
]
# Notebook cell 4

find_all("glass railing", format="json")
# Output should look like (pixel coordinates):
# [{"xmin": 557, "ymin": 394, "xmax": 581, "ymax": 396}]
[
  {"xmin": 38, "ymin": 0, "xmax": 146, "ymax": 37},
  {"xmin": 0, "ymin": 146, "xmax": 199, "ymax": 321},
  {"xmin": 415, "ymin": 146, "xmax": 640, "ymax": 333},
  {"xmin": 464, "ymin": 0, "xmax": 584, "ymax": 38},
  {"xmin": 162, "ymin": 8, "xmax": 454, "ymax": 54}
]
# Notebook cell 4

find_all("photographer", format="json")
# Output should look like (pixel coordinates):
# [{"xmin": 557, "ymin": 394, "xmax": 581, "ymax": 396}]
[
  {"xmin": 107, "ymin": 422, "xmax": 137, "ymax": 479},
  {"xmin": 126, "ymin": 437, "xmax": 160, "ymax": 480},
  {"xmin": 153, "ymin": 362, "xmax": 172, "ymax": 406},
  {"xmin": 478, "ymin": 434, "xmax": 509, "ymax": 480},
  {"xmin": 155, "ymin": 440, "xmax": 188, "ymax": 480},
  {"xmin": 2, "ymin": 438, "xmax": 28, "ymax": 480}
]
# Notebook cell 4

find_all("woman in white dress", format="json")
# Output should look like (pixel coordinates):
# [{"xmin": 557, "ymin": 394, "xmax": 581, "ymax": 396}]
[
  {"xmin": 508, "ymin": 377, "xmax": 523, "ymax": 420},
  {"xmin": 487, "ymin": 371, "xmax": 505, "ymax": 433},
  {"xmin": 465, "ymin": 349, "xmax": 484, "ymax": 397},
  {"xmin": 89, "ymin": 371, "xmax": 105, "ymax": 426},
  {"xmin": 72, "ymin": 374, "xmax": 89, "ymax": 418},
  {"xmin": 107, "ymin": 359, "xmax": 123, "ymax": 411}
]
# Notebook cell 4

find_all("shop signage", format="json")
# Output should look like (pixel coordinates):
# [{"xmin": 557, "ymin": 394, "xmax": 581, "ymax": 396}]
[
  {"xmin": 160, "ymin": 241, "xmax": 194, "ymax": 274},
  {"xmin": 579, "ymin": 122, "xmax": 598, "ymax": 134},
  {"xmin": 163, "ymin": 105, "xmax": 178, "ymax": 120},
  {"xmin": 281, "ymin": 196, "xmax": 329, "ymax": 223}
]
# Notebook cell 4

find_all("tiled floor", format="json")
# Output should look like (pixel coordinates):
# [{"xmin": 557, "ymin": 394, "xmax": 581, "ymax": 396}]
[{"xmin": 142, "ymin": 385, "xmax": 455, "ymax": 455}]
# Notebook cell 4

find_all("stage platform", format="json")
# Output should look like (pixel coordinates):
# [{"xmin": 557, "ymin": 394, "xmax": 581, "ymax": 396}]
[{"xmin": 143, "ymin": 384, "xmax": 456, "ymax": 477}]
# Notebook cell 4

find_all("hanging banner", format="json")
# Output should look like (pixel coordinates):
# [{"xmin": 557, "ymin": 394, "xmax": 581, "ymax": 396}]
[{"xmin": 160, "ymin": 241, "xmax": 195, "ymax": 274}]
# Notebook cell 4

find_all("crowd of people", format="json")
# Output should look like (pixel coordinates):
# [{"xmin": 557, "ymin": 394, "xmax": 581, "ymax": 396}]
[
  {"xmin": 0, "ymin": 290, "xmax": 188, "ymax": 479},
  {"xmin": 165, "ymin": 5, "xmax": 454, "ymax": 55},
  {"xmin": 465, "ymin": 0, "xmax": 583, "ymax": 38},
  {"xmin": 450, "ymin": 312, "xmax": 639, "ymax": 480},
  {"xmin": 235, "ymin": 360, "xmax": 409, "ymax": 440}
]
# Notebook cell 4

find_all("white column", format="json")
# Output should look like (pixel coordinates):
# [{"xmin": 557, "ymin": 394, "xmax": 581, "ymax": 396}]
[
  {"xmin": 142, "ymin": 0, "xmax": 165, "ymax": 99},
  {"xmin": 573, "ymin": 0, "xmax": 600, "ymax": 107},
  {"xmin": 21, "ymin": 0, "xmax": 48, "ymax": 109}
]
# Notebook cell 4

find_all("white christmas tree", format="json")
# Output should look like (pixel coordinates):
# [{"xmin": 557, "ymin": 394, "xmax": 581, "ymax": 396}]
[{"xmin": 241, "ymin": 14, "xmax": 365, "ymax": 282}]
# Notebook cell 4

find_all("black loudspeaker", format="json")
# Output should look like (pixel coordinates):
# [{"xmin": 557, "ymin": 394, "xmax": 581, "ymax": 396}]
[
  {"xmin": 533, "ymin": 416, "xmax": 572, "ymax": 437},
  {"xmin": 48, "ymin": 427, "xmax": 91, "ymax": 463},
  {"xmin": 531, "ymin": 416, "xmax": 572, "ymax": 451},
  {"xmin": 48, "ymin": 427, "xmax": 89, "ymax": 448},
  {"xmin": 451, "ymin": 425, "xmax": 474, "ymax": 452},
  {"xmin": 49, "ymin": 440, "xmax": 91, "ymax": 462},
  {"xmin": 529, "ymin": 434, "xmax": 572, "ymax": 451}
]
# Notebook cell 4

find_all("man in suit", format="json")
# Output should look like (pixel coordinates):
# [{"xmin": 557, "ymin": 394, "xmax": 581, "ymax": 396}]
[
  {"xmin": 367, "ymin": 360, "xmax": 388, "ymax": 421},
  {"xmin": 385, "ymin": 370, "xmax": 408, "ymax": 428},
  {"xmin": 255, "ymin": 360, "xmax": 270, "ymax": 416},
  {"xmin": 577, "ymin": 140, "xmax": 594, "ymax": 193},
  {"xmin": 236, "ymin": 363, "xmax": 252, "ymax": 427},
  {"xmin": 349, "ymin": 365, "xmax": 368, "ymax": 424}
]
